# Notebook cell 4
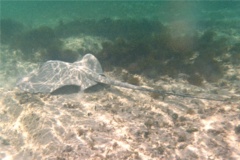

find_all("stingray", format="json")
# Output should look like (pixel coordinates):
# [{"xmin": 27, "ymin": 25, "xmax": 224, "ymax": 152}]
[{"xmin": 17, "ymin": 54, "xmax": 225, "ymax": 101}]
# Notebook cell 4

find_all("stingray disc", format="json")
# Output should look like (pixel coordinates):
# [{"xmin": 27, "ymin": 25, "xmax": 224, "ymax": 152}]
[{"xmin": 17, "ymin": 54, "xmax": 102, "ymax": 93}]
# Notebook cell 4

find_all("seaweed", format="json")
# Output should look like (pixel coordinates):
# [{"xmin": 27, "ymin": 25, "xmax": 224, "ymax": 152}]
[
  {"xmin": 11, "ymin": 26, "xmax": 62, "ymax": 60},
  {"xmin": 98, "ymin": 23, "xmax": 227, "ymax": 84},
  {"xmin": 9, "ymin": 26, "xmax": 79, "ymax": 62},
  {"xmin": 198, "ymin": 30, "xmax": 229, "ymax": 60},
  {"xmin": 0, "ymin": 18, "xmax": 25, "ymax": 44},
  {"xmin": 231, "ymin": 42, "xmax": 240, "ymax": 54},
  {"xmin": 230, "ymin": 42, "xmax": 240, "ymax": 64},
  {"xmin": 57, "ymin": 49, "xmax": 79, "ymax": 62},
  {"xmin": 1, "ymin": 17, "xmax": 229, "ymax": 84},
  {"xmin": 187, "ymin": 73, "xmax": 204, "ymax": 86},
  {"xmin": 123, "ymin": 74, "xmax": 140, "ymax": 86}
]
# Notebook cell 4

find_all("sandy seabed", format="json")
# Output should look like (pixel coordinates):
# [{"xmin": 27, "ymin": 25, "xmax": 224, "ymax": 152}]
[
  {"xmin": 0, "ymin": 32, "xmax": 239, "ymax": 159},
  {"xmin": 0, "ymin": 65, "xmax": 239, "ymax": 160}
]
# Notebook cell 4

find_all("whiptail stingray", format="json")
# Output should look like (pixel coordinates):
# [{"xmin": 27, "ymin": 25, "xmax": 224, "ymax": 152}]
[{"xmin": 17, "ymin": 54, "xmax": 226, "ymax": 101}]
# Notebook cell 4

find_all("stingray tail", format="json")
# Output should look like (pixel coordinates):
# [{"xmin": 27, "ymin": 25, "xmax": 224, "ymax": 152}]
[{"xmin": 107, "ymin": 78, "xmax": 227, "ymax": 101}]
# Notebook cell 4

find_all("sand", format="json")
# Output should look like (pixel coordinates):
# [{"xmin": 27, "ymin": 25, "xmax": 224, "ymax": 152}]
[
  {"xmin": 0, "ymin": 64, "xmax": 239, "ymax": 160},
  {"xmin": 0, "ymin": 35, "xmax": 240, "ymax": 160}
]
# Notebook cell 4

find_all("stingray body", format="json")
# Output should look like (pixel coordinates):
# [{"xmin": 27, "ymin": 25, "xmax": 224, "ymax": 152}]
[
  {"xmin": 17, "ymin": 54, "xmax": 225, "ymax": 101},
  {"xmin": 17, "ymin": 54, "xmax": 152, "ymax": 93}
]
